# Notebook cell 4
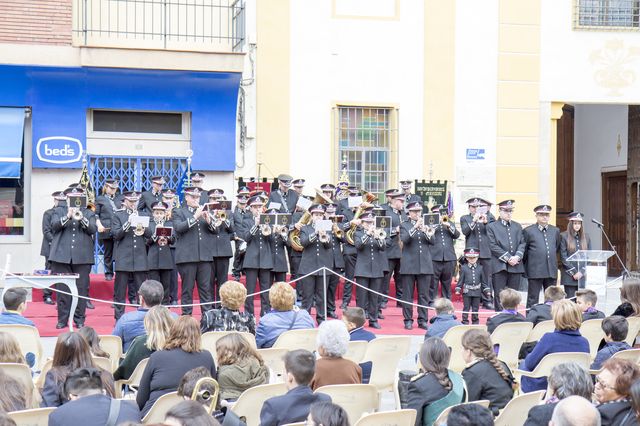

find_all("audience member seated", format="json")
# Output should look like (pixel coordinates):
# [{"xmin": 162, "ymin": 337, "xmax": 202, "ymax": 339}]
[
  {"xmin": 216, "ymin": 333, "xmax": 269, "ymax": 402},
  {"xmin": 177, "ymin": 366, "xmax": 217, "ymax": 407},
  {"xmin": 576, "ymin": 289, "xmax": 606, "ymax": 321},
  {"xmin": 41, "ymin": 331, "xmax": 115, "ymax": 407},
  {"xmin": 0, "ymin": 288, "xmax": 34, "ymax": 326},
  {"xmin": 310, "ymin": 320, "xmax": 362, "ymax": 390},
  {"xmin": 524, "ymin": 362, "xmax": 594, "ymax": 426},
  {"xmin": 256, "ymin": 282, "xmax": 315, "ymax": 348},
  {"xmin": 461, "ymin": 329, "xmax": 515, "ymax": 416},
  {"xmin": 114, "ymin": 305, "xmax": 174, "ymax": 381},
  {"xmin": 446, "ymin": 403, "xmax": 495, "ymax": 426},
  {"xmin": 0, "ymin": 369, "xmax": 28, "ymax": 412},
  {"xmin": 48, "ymin": 367, "xmax": 141, "ymax": 426},
  {"xmin": 305, "ymin": 401, "xmax": 350, "ymax": 426},
  {"xmin": 112, "ymin": 279, "xmax": 165, "ymax": 352},
  {"xmin": 594, "ymin": 358, "xmax": 640, "ymax": 425},
  {"xmin": 486, "ymin": 289, "xmax": 527, "ymax": 334},
  {"xmin": 627, "ymin": 379, "xmax": 640, "ymax": 426},
  {"xmin": 520, "ymin": 299, "xmax": 589, "ymax": 393},
  {"xmin": 550, "ymin": 396, "xmax": 601, "ymax": 426},
  {"xmin": 612, "ymin": 278, "xmax": 640, "ymax": 318},
  {"xmin": 425, "ymin": 298, "xmax": 461, "ymax": 339},
  {"xmin": 342, "ymin": 307, "xmax": 375, "ymax": 384},
  {"xmin": 78, "ymin": 326, "xmax": 110, "ymax": 359},
  {"xmin": 164, "ymin": 400, "xmax": 220, "ymax": 426},
  {"xmin": 405, "ymin": 337, "xmax": 464, "ymax": 426},
  {"xmin": 260, "ymin": 349, "xmax": 331, "ymax": 426},
  {"xmin": 592, "ymin": 316, "xmax": 632, "ymax": 371},
  {"xmin": 526, "ymin": 286, "xmax": 566, "ymax": 326},
  {"xmin": 201, "ymin": 280, "xmax": 256, "ymax": 334},
  {"xmin": 136, "ymin": 316, "xmax": 216, "ymax": 417},
  {"xmin": 0, "ymin": 331, "xmax": 33, "ymax": 368}
]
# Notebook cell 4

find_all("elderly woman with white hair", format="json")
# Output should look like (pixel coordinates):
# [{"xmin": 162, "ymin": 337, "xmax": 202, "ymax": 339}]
[{"xmin": 310, "ymin": 320, "xmax": 362, "ymax": 390}]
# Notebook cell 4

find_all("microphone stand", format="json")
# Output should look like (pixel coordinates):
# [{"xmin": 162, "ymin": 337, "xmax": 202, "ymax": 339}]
[{"xmin": 594, "ymin": 222, "xmax": 630, "ymax": 278}]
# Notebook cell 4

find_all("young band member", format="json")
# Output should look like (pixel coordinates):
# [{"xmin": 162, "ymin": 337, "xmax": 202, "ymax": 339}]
[
  {"xmin": 139, "ymin": 176, "xmax": 165, "ymax": 214},
  {"xmin": 95, "ymin": 179, "xmax": 121, "ymax": 282},
  {"xmin": 455, "ymin": 248, "xmax": 491, "ymax": 325},
  {"xmin": 523, "ymin": 205, "xmax": 561, "ymax": 309},
  {"xmin": 292, "ymin": 179, "xmax": 306, "ymax": 197},
  {"xmin": 429, "ymin": 204, "xmax": 460, "ymax": 301},
  {"xmin": 41, "ymin": 191, "xmax": 66, "ymax": 305},
  {"xmin": 560, "ymin": 212, "xmax": 591, "ymax": 299},
  {"xmin": 146, "ymin": 201, "xmax": 175, "ymax": 304},
  {"xmin": 111, "ymin": 191, "xmax": 151, "ymax": 320},
  {"xmin": 399, "ymin": 201, "xmax": 434, "ymax": 330},
  {"xmin": 49, "ymin": 187, "xmax": 96, "ymax": 328},
  {"xmin": 207, "ymin": 190, "xmax": 234, "ymax": 302},
  {"xmin": 381, "ymin": 191, "xmax": 405, "ymax": 310}
]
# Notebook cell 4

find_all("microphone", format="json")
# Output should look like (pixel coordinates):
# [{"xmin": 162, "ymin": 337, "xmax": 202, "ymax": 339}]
[{"xmin": 592, "ymin": 218, "xmax": 604, "ymax": 227}]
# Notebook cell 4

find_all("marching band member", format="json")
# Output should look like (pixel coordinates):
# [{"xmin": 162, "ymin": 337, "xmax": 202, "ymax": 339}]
[
  {"xmin": 399, "ymin": 201, "xmax": 434, "ymax": 330},
  {"xmin": 139, "ymin": 176, "xmax": 165, "ymax": 214},
  {"xmin": 428, "ymin": 204, "xmax": 460, "ymax": 301},
  {"xmin": 325, "ymin": 202, "xmax": 345, "ymax": 319},
  {"xmin": 560, "ymin": 211, "xmax": 591, "ymax": 299},
  {"xmin": 268, "ymin": 174, "xmax": 298, "ymax": 214},
  {"xmin": 111, "ymin": 191, "xmax": 151, "ymax": 320},
  {"xmin": 146, "ymin": 201, "xmax": 175, "ymax": 304},
  {"xmin": 268, "ymin": 208, "xmax": 289, "ymax": 284},
  {"xmin": 161, "ymin": 188, "xmax": 180, "ymax": 305},
  {"xmin": 49, "ymin": 187, "xmax": 97, "ymax": 328},
  {"xmin": 487, "ymin": 200, "xmax": 525, "ymax": 311},
  {"xmin": 207, "ymin": 189, "xmax": 234, "ymax": 302},
  {"xmin": 292, "ymin": 178, "xmax": 306, "ymax": 197},
  {"xmin": 338, "ymin": 185, "xmax": 360, "ymax": 309},
  {"xmin": 399, "ymin": 180, "xmax": 421, "ymax": 206},
  {"xmin": 172, "ymin": 186, "xmax": 215, "ymax": 316},
  {"xmin": 320, "ymin": 183, "xmax": 336, "ymax": 202},
  {"xmin": 231, "ymin": 189, "xmax": 250, "ymax": 280},
  {"xmin": 240, "ymin": 195, "xmax": 275, "ymax": 316},
  {"xmin": 40, "ymin": 191, "xmax": 66, "ymax": 305},
  {"xmin": 381, "ymin": 191, "xmax": 405, "ymax": 310},
  {"xmin": 95, "ymin": 179, "xmax": 122, "ymax": 283},
  {"xmin": 189, "ymin": 172, "xmax": 210, "ymax": 205}
]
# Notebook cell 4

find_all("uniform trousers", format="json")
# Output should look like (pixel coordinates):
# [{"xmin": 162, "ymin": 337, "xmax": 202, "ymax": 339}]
[
  {"xmin": 356, "ymin": 276, "xmax": 382, "ymax": 322},
  {"xmin": 42, "ymin": 256, "xmax": 52, "ymax": 299},
  {"xmin": 479, "ymin": 258, "xmax": 493, "ymax": 307},
  {"xmin": 564, "ymin": 284, "xmax": 578, "ymax": 300},
  {"xmin": 232, "ymin": 240, "xmax": 245, "ymax": 277},
  {"xmin": 211, "ymin": 257, "xmax": 230, "ymax": 302},
  {"xmin": 101, "ymin": 238, "xmax": 115, "ymax": 275},
  {"xmin": 289, "ymin": 254, "xmax": 302, "ymax": 280},
  {"xmin": 50, "ymin": 262, "xmax": 91, "ymax": 325},
  {"xmin": 301, "ymin": 275, "xmax": 326, "ymax": 322},
  {"xmin": 429, "ymin": 260, "xmax": 456, "ymax": 300},
  {"xmin": 177, "ymin": 262, "xmax": 213, "ymax": 316},
  {"xmin": 148, "ymin": 269, "xmax": 172, "ymax": 304},
  {"xmin": 526, "ymin": 277, "xmax": 557, "ymax": 309},
  {"xmin": 341, "ymin": 253, "xmax": 357, "ymax": 307},
  {"xmin": 401, "ymin": 274, "xmax": 430, "ymax": 324},
  {"xmin": 492, "ymin": 271, "xmax": 522, "ymax": 310},
  {"xmin": 114, "ymin": 270, "xmax": 147, "ymax": 320},
  {"xmin": 382, "ymin": 258, "xmax": 401, "ymax": 306},
  {"xmin": 462, "ymin": 295, "xmax": 480, "ymax": 325},
  {"xmin": 272, "ymin": 271, "xmax": 286, "ymax": 283},
  {"xmin": 244, "ymin": 268, "xmax": 272, "ymax": 316},
  {"xmin": 169, "ymin": 248, "xmax": 178, "ymax": 303},
  {"xmin": 327, "ymin": 269, "xmax": 342, "ymax": 314}
]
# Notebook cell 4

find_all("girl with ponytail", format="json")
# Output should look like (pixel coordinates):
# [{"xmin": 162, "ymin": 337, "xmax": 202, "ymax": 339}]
[{"xmin": 461, "ymin": 329, "xmax": 515, "ymax": 416}]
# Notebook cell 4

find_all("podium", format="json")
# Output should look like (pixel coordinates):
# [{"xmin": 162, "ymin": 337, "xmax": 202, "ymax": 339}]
[{"xmin": 566, "ymin": 249, "xmax": 620, "ymax": 314}]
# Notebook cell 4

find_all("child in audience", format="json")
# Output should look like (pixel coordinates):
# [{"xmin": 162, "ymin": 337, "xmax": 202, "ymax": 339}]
[
  {"xmin": 526, "ymin": 286, "xmax": 566, "ymax": 326},
  {"xmin": 455, "ymin": 248, "xmax": 491, "ymax": 325},
  {"xmin": 591, "ymin": 316, "xmax": 631, "ymax": 370},
  {"xmin": 425, "ymin": 298, "xmax": 461, "ymax": 339},
  {"xmin": 215, "ymin": 333, "xmax": 269, "ymax": 402},
  {"xmin": 576, "ymin": 289, "xmax": 606, "ymax": 321},
  {"xmin": 486, "ymin": 288, "xmax": 527, "ymax": 334},
  {"xmin": 78, "ymin": 326, "xmax": 110, "ymax": 359},
  {"xmin": 0, "ymin": 288, "xmax": 35, "ymax": 326},
  {"xmin": 342, "ymin": 307, "xmax": 375, "ymax": 383}
]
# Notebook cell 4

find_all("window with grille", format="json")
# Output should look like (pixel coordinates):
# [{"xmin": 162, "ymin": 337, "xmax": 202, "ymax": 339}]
[
  {"xmin": 575, "ymin": 0, "xmax": 640, "ymax": 28},
  {"xmin": 335, "ymin": 106, "xmax": 398, "ymax": 198}
]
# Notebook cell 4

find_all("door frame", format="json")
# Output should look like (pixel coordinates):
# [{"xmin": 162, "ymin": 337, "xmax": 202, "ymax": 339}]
[{"xmin": 602, "ymin": 169, "xmax": 627, "ymax": 275}]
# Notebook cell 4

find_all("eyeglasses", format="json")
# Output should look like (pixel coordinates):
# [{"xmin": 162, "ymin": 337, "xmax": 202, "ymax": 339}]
[{"xmin": 595, "ymin": 376, "xmax": 616, "ymax": 390}]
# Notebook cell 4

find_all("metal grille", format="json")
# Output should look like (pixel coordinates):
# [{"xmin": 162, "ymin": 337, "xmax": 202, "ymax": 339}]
[
  {"xmin": 73, "ymin": 0, "xmax": 246, "ymax": 51},
  {"xmin": 336, "ymin": 107, "xmax": 396, "ymax": 198},
  {"xmin": 575, "ymin": 0, "xmax": 640, "ymax": 28},
  {"xmin": 88, "ymin": 155, "xmax": 187, "ymax": 272}
]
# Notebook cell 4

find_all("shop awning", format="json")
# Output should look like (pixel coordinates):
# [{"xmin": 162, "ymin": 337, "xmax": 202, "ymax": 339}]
[{"xmin": 0, "ymin": 107, "xmax": 25, "ymax": 179}]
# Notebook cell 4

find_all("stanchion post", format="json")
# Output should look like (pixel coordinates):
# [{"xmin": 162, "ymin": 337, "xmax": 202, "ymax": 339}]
[{"xmin": 322, "ymin": 267, "xmax": 328, "ymax": 321}]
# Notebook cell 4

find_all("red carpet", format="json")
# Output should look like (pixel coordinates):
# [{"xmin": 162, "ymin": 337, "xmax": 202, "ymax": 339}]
[{"xmin": 27, "ymin": 275, "xmax": 496, "ymax": 337}]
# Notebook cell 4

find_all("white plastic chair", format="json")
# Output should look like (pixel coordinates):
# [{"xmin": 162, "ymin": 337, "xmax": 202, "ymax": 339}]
[
  {"xmin": 434, "ymin": 400, "xmax": 490, "ymax": 426},
  {"xmin": 115, "ymin": 357, "xmax": 149, "ymax": 398},
  {"xmin": 344, "ymin": 340, "xmax": 368, "ymax": 363},
  {"xmin": 491, "ymin": 322, "xmax": 533, "ymax": 371},
  {"xmin": 314, "ymin": 384, "xmax": 379, "ymax": 424},
  {"xmin": 272, "ymin": 328, "xmax": 319, "ymax": 352},
  {"xmin": 8, "ymin": 407, "xmax": 55, "ymax": 426},
  {"xmin": 526, "ymin": 320, "xmax": 555, "ymax": 343},
  {"xmin": 257, "ymin": 347, "xmax": 288, "ymax": 383},
  {"xmin": 0, "ymin": 324, "xmax": 44, "ymax": 369},
  {"xmin": 354, "ymin": 409, "xmax": 417, "ymax": 426},
  {"xmin": 442, "ymin": 325, "xmax": 487, "ymax": 373},
  {"xmin": 202, "ymin": 331, "xmax": 257, "ymax": 360},
  {"xmin": 626, "ymin": 316, "xmax": 640, "ymax": 346},
  {"xmin": 0, "ymin": 362, "xmax": 39, "ymax": 408},
  {"xmin": 513, "ymin": 352, "xmax": 591, "ymax": 385},
  {"xmin": 494, "ymin": 390, "xmax": 545, "ymax": 426},
  {"xmin": 362, "ymin": 336, "xmax": 412, "ymax": 405},
  {"xmin": 230, "ymin": 383, "xmax": 288, "ymax": 426},
  {"xmin": 142, "ymin": 391, "xmax": 183, "ymax": 424},
  {"xmin": 579, "ymin": 319, "xmax": 605, "ymax": 359},
  {"xmin": 98, "ymin": 334, "xmax": 123, "ymax": 372}
]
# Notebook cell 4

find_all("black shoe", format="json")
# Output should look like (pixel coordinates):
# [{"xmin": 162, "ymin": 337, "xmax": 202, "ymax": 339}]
[
  {"xmin": 340, "ymin": 303, "xmax": 348, "ymax": 310},
  {"xmin": 380, "ymin": 301, "xmax": 388, "ymax": 309},
  {"xmin": 369, "ymin": 321, "xmax": 382, "ymax": 329},
  {"xmin": 56, "ymin": 322, "xmax": 67, "ymax": 329},
  {"xmin": 232, "ymin": 274, "xmax": 241, "ymax": 281},
  {"xmin": 396, "ymin": 302, "xmax": 403, "ymax": 307},
  {"xmin": 377, "ymin": 311, "xmax": 385, "ymax": 320},
  {"xmin": 43, "ymin": 296, "xmax": 54, "ymax": 305},
  {"xmin": 85, "ymin": 301, "xmax": 95, "ymax": 310},
  {"xmin": 418, "ymin": 322, "xmax": 428, "ymax": 330},
  {"xmin": 427, "ymin": 301, "xmax": 435, "ymax": 307},
  {"xmin": 74, "ymin": 322, "xmax": 84, "ymax": 328},
  {"xmin": 129, "ymin": 298, "xmax": 137, "ymax": 305},
  {"xmin": 404, "ymin": 321, "xmax": 413, "ymax": 330},
  {"xmin": 104, "ymin": 273, "xmax": 114, "ymax": 281},
  {"xmin": 483, "ymin": 302, "xmax": 495, "ymax": 310},
  {"xmin": 328, "ymin": 311, "xmax": 338, "ymax": 319}
]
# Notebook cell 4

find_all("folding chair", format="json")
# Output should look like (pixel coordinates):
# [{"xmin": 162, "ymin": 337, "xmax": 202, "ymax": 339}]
[
  {"xmin": 115, "ymin": 357, "xmax": 149, "ymax": 398},
  {"xmin": 491, "ymin": 322, "xmax": 533, "ymax": 371},
  {"xmin": 494, "ymin": 390, "xmax": 545, "ymax": 426},
  {"xmin": 0, "ymin": 324, "xmax": 44, "ymax": 369},
  {"xmin": 98, "ymin": 334, "xmax": 123, "ymax": 372},
  {"xmin": 272, "ymin": 328, "xmax": 319, "ymax": 352},
  {"xmin": 230, "ymin": 383, "xmax": 288, "ymax": 426},
  {"xmin": 579, "ymin": 319, "xmax": 605, "ymax": 359},
  {"xmin": 257, "ymin": 347, "xmax": 288, "ymax": 383},
  {"xmin": 362, "ymin": 336, "xmax": 412, "ymax": 405},
  {"xmin": 202, "ymin": 331, "xmax": 257, "ymax": 359},
  {"xmin": 589, "ymin": 348, "xmax": 640, "ymax": 375},
  {"xmin": 526, "ymin": 320, "xmax": 555, "ymax": 343},
  {"xmin": 354, "ymin": 409, "xmax": 417, "ymax": 426},
  {"xmin": 141, "ymin": 391, "xmax": 183, "ymax": 424},
  {"xmin": 0, "ymin": 362, "xmax": 39, "ymax": 408},
  {"xmin": 314, "ymin": 384, "xmax": 379, "ymax": 424},
  {"xmin": 434, "ymin": 400, "xmax": 490, "ymax": 426},
  {"xmin": 442, "ymin": 325, "xmax": 486, "ymax": 373},
  {"xmin": 625, "ymin": 316, "xmax": 640, "ymax": 346},
  {"xmin": 345, "ymin": 340, "xmax": 368, "ymax": 363},
  {"xmin": 513, "ymin": 352, "xmax": 591, "ymax": 386},
  {"xmin": 92, "ymin": 356, "xmax": 113, "ymax": 373},
  {"xmin": 8, "ymin": 407, "xmax": 55, "ymax": 426},
  {"xmin": 35, "ymin": 358, "xmax": 52, "ymax": 390}
]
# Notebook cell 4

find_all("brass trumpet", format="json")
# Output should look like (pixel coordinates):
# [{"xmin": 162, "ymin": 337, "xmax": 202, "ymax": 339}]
[
  {"xmin": 190, "ymin": 377, "xmax": 220, "ymax": 415},
  {"xmin": 134, "ymin": 223, "xmax": 145, "ymax": 237},
  {"xmin": 318, "ymin": 230, "xmax": 330, "ymax": 243},
  {"xmin": 332, "ymin": 223, "xmax": 344, "ymax": 239},
  {"xmin": 71, "ymin": 208, "xmax": 84, "ymax": 221},
  {"xmin": 374, "ymin": 227, "xmax": 387, "ymax": 240},
  {"xmin": 260, "ymin": 224, "xmax": 272, "ymax": 236},
  {"xmin": 274, "ymin": 225, "xmax": 289, "ymax": 240}
]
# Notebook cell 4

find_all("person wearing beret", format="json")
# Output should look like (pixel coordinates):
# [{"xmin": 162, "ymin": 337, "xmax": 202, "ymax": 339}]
[
  {"xmin": 268, "ymin": 174, "xmax": 298, "ymax": 214},
  {"xmin": 523, "ymin": 205, "xmax": 561, "ymax": 309},
  {"xmin": 40, "ymin": 191, "xmax": 67, "ymax": 305},
  {"xmin": 139, "ymin": 176, "xmax": 165, "ymax": 215},
  {"xmin": 486, "ymin": 200, "xmax": 526, "ymax": 311},
  {"xmin": 95, "ymin": 179, "xmax": 123, "ymax": 283},
  {"xmin": 560, "ymin": 212, "xmax": 592, "ymax": 300},
  {"xmin": 381, "ymin": 191, "xmax": 406, "ymax": 311},
  {"xmin": 146, "ymin": 202, "xmax": 175, "ymax": 304},
  {"xmin": 429, "ymin": 204, "xmax": 460, "ymax": 302}
]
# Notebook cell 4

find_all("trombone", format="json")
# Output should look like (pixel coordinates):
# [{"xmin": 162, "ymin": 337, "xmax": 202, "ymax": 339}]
[{"xmin": 190, "ymin": 377, "xmax": 220, "ymax": 415}]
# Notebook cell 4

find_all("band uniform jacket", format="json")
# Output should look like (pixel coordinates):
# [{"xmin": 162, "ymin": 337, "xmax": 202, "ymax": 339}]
[
  {"xmin": 381, "ymin": 205, "xmax": 405, "ymax": 260},
  {"xmin": 146, "ymin": 220, "xmax": 175, "ymax": 270},
  {"xmin": 232, "ymin": 206, "xmax": 248, "ymax": 236},
  {"xmin": 111, "ymin": 209, "xmax": 152, "ymax": 271},
  {"xmin": 338, "ymin": 201, "xmax": 357, "ymax": 256},
  {"xmin": 329, "ymin": 229, "xmax": 346, "ymax": 269},
  {"xmin": 288, "ymin": 210, "xmax": 305, "ymax": 258},
  {"xmin": 455, "ymin": 263, "xmax": 489, "ymax": 297},
  {"xmin": 460, "ymin": 212, "xmax": 496, "ymax": 258},
  {"xmin": 404, "ymin": 193, "xmax": 422, "ymax": 206},
  {"xmin": 271, "ymin": 232, "xmax": 289, "ymax": 273},
  {"xmin": 399, "ymin": 220, "xmax": 435, "ymax": 275},
  {"xmin": 139, "ymin": 190, "xmax": 163, "ymax": 214},
  {"xmin": 429, "ymin": 222, "xmax": 460, "ymax": 261},
  {"xmin": 354, "ymin": 228, "xmax": 387, "ymax": 278},
  {"xmin": 240, "ymin": 215, "xmax": 274, "ymax": 270},
  {"xmin": 298, "ymin": 224, "xmax": 333, "ymax": 276},
  {"xmin": 171, "ymin": 206, "xmax": 217, "ymax": 264},
  {"xmin": 211, "ymin": 219, "xmax": 234, "ymax": 258},
  {"xmin": 40, "ymin": 207, "xmax": 55, "ymax": 258},
  {"xmin": 267, "ymin": 189, "xmax": 298, "ymax": 214},
  {"xmin": 523, "ymin": 224, "xmax": 560, "ymax": 279},
  {"xmin": 49, "ymin": 206, "xmax": 97, "ymax": 265},
  {"xmin": 487, "ymin": 219, "xmax": 526, "ymax": 274},
  {"xmin": 560, "ymin": 231, "xmax": 592, "ymax": 286},
  {"xmin": 95, "ymin": 194, "xmax": 123, "ymax": 240}
]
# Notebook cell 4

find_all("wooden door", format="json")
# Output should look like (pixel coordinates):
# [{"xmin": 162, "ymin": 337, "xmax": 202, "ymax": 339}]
[
  {"xmin": 602, "ymin": 170, "xmax": 627, "ymax": 275},
  {"xmin": 556, "ymin": 105, "xmax": 575, "ymax": 231}
]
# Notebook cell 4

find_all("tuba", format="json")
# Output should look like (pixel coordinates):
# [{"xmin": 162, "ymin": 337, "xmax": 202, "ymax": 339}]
[
  {"xmin": 290, "ymin": 188, "xmax": 333, "ymax": 252},
  {"xmin": 345, "ymin": 191, "xmax": 378, "ymax": 246},
  {"xmin": 190, "ymin": 377, "xmax": 220, "ymax": 415}
]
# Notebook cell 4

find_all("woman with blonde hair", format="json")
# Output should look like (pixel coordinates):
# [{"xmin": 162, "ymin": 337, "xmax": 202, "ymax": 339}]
[
  {"xmin": 216, "ymin": 333, "xmax": 269, "ymax": 401},
  {"xmin": 520, "ymin": 299, "xmax": 589, "ymax": 392},
  {"xmin": 114, "ymin": 305, "xmax": 174, "ymax": 381},
  {"xmin": 0, "ymin": 331, "xmax": 27, "ymax": 365},
  {"xmin": 461, "ymin": 329, "xmax": 515, "ymax": 415},
  {"xmin": 136, "ymin": 316, "xmax": 216, "ymax": 417},
  {"xmin": 201, "ymin": 280, "xmax": 256, "ymax": 334}
]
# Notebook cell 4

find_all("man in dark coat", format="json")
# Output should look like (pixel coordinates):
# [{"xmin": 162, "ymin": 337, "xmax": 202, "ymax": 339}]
[
  {"xmin": 95, "ymin": 179, "xmax": 122, "ymax": 282},
  {"xmin": 207, "ymin": 190, "xmax": 234, "ymax": 302},
  {"xmin": 231, "ymin": 189, "xmax": 250, "ymax": 280},
  {"xmin": 429, "ymin": 204, "xmax": 460, "ymax": 301},
  {"xmin": 381, "ymin": 191, "xmax": 405, "ymax": 310},
  {"xmin": 523, "ymin": 205, "xmax": 561, "ymax": 309},
  {"xmin": 49, "ymin": 187, "xmax": 97, "ymax": 328},
  {"xmin": 40, "ymin": 191, "xmax": 66, "ymax": 305},
  {"xmin": 146, "ymin": 202, "xmax": 175, "ymax": 304},
  {"xmin": 487, "ymin": 200, "xmax": 526, "ymax": 310},
  {"xmin": 325, "ymin": 202, "xmax": 345, "ymax": 319},
  {"xmin": 526, "ymin": 285, "xmax": 566, "ymax": 326},
  {"xmin": 400, "ymin": 180, "xmax": 422, "ymax": 206},
  {"xmin": 268, "ymin": 174, "xmax": 298, "ymax": 214},
  {"xmin": 111, "ymin": 191, "xmax": 151, "ymax": 320},
  {"xmin": 138, "ymin": 176, "xmax": 165, "ymax": 214},
  {"xmin": 338, "ymin": 189, "xmax": 358, "ymax": 309}
]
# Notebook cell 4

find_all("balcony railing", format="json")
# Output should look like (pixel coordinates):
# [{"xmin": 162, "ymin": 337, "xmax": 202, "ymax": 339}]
[{"xmin": 73, "ymin": 0, "xmax": 245, "ymax": 52}]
